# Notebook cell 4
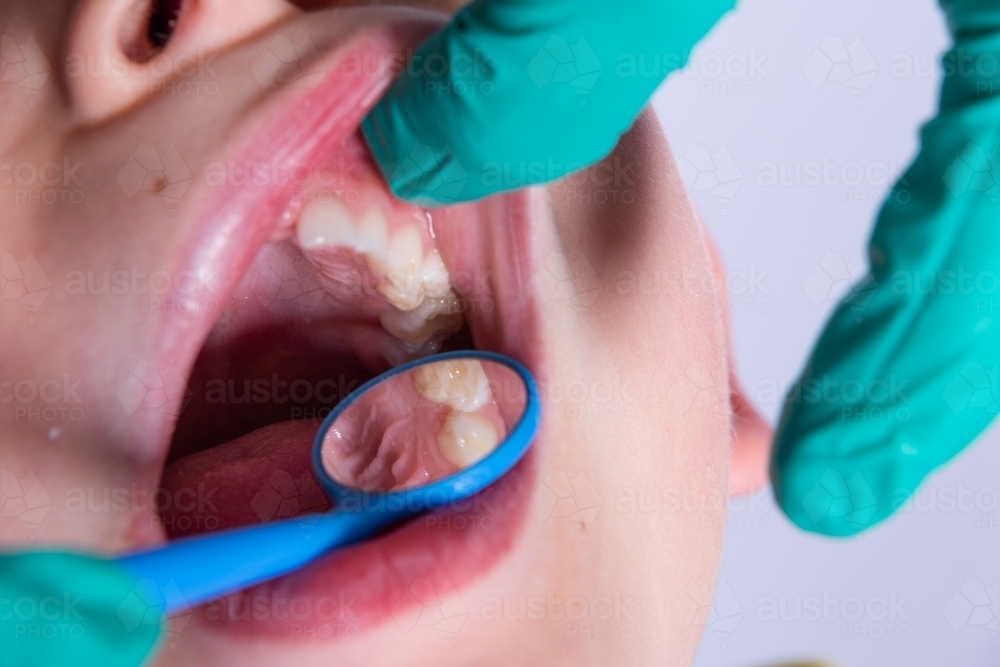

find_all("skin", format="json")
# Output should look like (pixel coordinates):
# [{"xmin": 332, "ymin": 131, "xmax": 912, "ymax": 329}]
[{"xmin": 0, "ymin": 0, "xmax": 770, "ymax": 664}]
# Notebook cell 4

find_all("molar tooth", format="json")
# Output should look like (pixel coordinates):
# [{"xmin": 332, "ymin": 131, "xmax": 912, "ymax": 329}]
[
  {"xmin": 413, "ymin": 358, "xmax": 492, "ymax": 412},
  {"xmin": 356, "ymin": 207, "xmax": 388, "ymax": 263},
  {"xmin": 436, "ymin": 412, "xmax": 499, "ymax": 469},
  {"xmin": 379, "ymin": 338, "xmax": 433, "ymax": 368},
  {"xmin": 421, "ymin": 249, "xmax": 452, "ymax": 300},
  {"xmin": 379, "ymin": 291, "xmax": 463, "ymax": 346},
  {"xmin": 379, "ymin": 225, "xmax": 424, "ymax": 310},
  {"xmin": 387, "ymin": 225, "xmax": 423, "ymax": 274},
  {"xmin": 296, "ymin": 201, "xmax": 358, "ymax": 249}
]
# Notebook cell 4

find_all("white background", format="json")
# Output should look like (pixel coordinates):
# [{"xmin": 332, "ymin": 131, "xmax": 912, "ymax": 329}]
[{"xmin": 653, "ymin": 0, "xmax": 1000, "ymax": 665}]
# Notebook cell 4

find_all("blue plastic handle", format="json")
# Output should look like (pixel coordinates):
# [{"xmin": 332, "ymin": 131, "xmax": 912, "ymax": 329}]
[
  {"xmin": 117, "ymin": 508, "xmax": 406, "ymax": 613},
  {"xmin": 115, "ymin": 351, "xmax": 540, "ymax": 615}
]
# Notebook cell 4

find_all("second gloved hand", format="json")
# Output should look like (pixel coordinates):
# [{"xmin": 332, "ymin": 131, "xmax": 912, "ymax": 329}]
[{"xmin": 771, "ymin": 0, "xmax": 1000, "ymax": 536}]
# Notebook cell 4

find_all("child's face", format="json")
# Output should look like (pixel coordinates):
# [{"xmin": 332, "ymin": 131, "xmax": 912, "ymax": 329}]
[{"xmin": 0, "ymin": 1, "xmax": 733, "ymax": 664}]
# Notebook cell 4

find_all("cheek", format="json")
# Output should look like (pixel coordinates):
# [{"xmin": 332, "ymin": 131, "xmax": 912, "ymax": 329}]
[
  {"xmin": 539, "ymin": 109, "xmax": 732, "ymax": 530},
  {"xmin": 524, "ymin": 109, "xmax": 731, "ymax": 662},
  {"xmin": 519, "ymin": 293, "xmax": 729, "ymax": 663}
]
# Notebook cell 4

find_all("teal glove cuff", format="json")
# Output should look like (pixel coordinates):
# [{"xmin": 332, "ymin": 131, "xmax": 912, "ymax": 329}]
[
  {"xmin": 1, "ymin": 552, "xmax": 161, "ymax": 667},
  {"xmin": 361, "ymin": 0, "xmax": 735, "ymax": 205},
  {"xmin": 772, "ymin": 0, "xmax": 1000, "ymax": 536}
]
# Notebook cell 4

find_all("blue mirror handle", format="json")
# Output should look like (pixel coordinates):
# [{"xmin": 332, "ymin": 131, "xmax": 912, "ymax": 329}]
[{"xmin": 116, "ymin": 508, "xmax": 409, "ymax": 614}]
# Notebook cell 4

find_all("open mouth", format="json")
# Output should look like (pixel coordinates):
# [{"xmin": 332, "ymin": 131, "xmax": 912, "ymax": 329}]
[{"xmin": 139, "ymin": 15, "xmax": 543, "ymax": 641}]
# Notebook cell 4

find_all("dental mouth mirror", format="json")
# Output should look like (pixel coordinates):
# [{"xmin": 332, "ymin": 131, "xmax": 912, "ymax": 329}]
[{"xmin": 116, "ymin": 351, "xmax": 539, "ymax": 614}]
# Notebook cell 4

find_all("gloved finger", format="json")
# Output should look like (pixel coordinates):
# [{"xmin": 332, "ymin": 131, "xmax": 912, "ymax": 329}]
[
  {"xmin": 942, "ymin": 0, "xmax": 1000, "ymax": 39},
  {"xmin": 362, "ymin": 0, "xmax": 735, "ymax": 206},
  {"xmin": 0, "ymin": 551, "xmax": 161, "ymax": 667},
  {"xmin": 771, "ymin": 3, "xmax": 1000, "ymax": 536}
]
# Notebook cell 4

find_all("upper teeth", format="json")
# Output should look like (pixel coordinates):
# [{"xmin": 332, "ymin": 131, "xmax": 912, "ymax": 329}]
[
  {"xmin": 297, "ymin": 201, "xmax": 358, "ymax": 249},
  {"xmin": 296, "ymin": 199, "xmax": 464, "ymax": 353},
  {"xmin": 355, "ymin": 207, "xmax": 389, "ymax": 263}
]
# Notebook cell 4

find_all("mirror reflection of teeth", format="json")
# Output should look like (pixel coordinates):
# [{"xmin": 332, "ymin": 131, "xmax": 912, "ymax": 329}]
[
  {"xmin": 412, "ymin": 359, "xmax": 492, "ymax": 412},
  {"xmin": 295, "ymin": 198, "xmax": 464, "ymax": 354},
  {"xmin": 436, "ymin": 411, "xmax": 500, "ymax": 468}
]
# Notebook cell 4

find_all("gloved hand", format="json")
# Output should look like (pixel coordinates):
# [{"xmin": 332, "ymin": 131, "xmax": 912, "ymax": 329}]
[
  {"xmin": 771, "ymin": 0, "xmax": 1000, "ymax": 536},
  {"xmin": 1, "ymin": 551, "xmax": 161, "ymax": 667},
  {"xmin": 361, "ymin": 0, "xmax": 735, "ymax": 205}
]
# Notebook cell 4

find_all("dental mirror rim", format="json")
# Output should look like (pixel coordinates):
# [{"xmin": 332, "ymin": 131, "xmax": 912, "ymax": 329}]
[{"xmin": 311, "ymin": 349, "xmax": 540, "ymax": 508}]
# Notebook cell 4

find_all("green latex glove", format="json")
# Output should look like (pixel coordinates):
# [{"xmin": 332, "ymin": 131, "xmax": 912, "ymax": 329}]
[
  {"xmin": 0, "ymin": 552, "xmax": 161, "ymax": 667},
  {"xmin": 361, "ymin": 0, "xmax": 735, "ymax": 205},
  {"xmin": 772, "ymin": 0, "xmax": 1000, "ymax": 536}
]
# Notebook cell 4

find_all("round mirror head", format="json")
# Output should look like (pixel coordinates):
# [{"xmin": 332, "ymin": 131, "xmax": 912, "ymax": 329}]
[{"xmin": 318, "ymin": 355, "xmax": 529, "ymax": 493}]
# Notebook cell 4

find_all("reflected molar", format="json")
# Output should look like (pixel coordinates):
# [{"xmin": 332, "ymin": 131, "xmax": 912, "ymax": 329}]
[
  {"xmin": 295, "ymin": 198, "xmax": 464, "ymax": 356},
  {"xmin": 413, "ymin": 359, "xmax": 492, "ymax": 412},
  {"xmin": 436, "ymin": 411, "xmax": 499, "ymax": 468}
]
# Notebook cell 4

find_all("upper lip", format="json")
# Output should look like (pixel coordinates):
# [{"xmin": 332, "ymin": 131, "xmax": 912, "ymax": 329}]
[
  {"xmin": 140, "ymin": 8, "xmax": 542, "ymax": 641},
  {"xmin": 141, "ymin": 13, "xmax": 442, "ymax": 455}
]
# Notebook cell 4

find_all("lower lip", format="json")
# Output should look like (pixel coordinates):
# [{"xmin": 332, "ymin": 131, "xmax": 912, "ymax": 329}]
[{"xmin": 190, "ymin": 452, "xmax": 535, "ymax": 640}]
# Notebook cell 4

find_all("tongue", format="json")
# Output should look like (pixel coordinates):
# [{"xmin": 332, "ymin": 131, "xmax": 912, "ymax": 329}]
[{"xmin": 159, "ymin": 420, "xmax": 329, "ymax": 539}]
